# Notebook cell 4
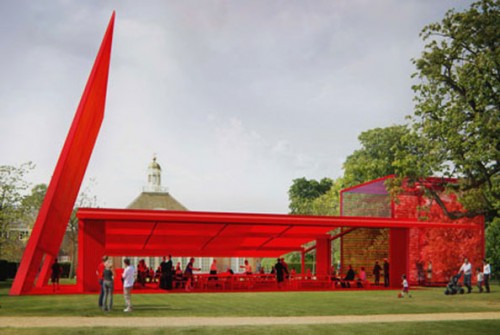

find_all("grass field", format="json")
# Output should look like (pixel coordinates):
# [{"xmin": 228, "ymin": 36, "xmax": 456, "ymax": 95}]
[{"xmin": 1, "ymin": 280, "xmax": 499, "ymax": 334}]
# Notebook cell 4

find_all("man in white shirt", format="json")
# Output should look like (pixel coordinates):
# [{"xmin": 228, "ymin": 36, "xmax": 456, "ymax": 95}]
[
  {"xmin": 483, "ymin": 259, "xmax": 491, "ymax": 293},
  {"xmin": 459, "ymin": 257, "xmax": 472, "ymax": 293},
  {"xmin": 122, "ymin": 258, "xmax": 136, "ymax": 312}
]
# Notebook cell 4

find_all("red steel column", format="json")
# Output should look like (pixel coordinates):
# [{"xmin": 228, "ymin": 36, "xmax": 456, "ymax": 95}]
[
  {"xmin": 301, "ymin": 249, "xmax": 305, "ymax": 274},
  {"xmin": 389, "ymin": 228, "xmax": 409, "ymax": 288},
  {"xmin": 316, "ymin": 237, "xmax": 331, "ymax": 277},
  {"xmin": 77, "ymin": 219, "xmax": 105, "ymax": 293},
  {"xmin": 35, "ymin": 254, "xmax": 54, "ymax": 288}
]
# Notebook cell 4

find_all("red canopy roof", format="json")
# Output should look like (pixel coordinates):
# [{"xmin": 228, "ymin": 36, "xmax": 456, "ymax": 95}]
[{"xmin": 77, "ymin": 208, "xmax": 480, "ymax": 258}]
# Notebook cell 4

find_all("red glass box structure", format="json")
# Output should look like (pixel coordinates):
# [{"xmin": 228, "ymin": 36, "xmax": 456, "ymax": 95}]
[{"xmin": 340, "ymin": 175, "xmax": 484, "ymax": 286}]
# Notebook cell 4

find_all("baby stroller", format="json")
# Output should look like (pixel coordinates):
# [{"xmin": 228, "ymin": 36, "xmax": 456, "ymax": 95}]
[{"xmin": 444, "ymin": 273, "xmax": 465, "ymax": 295}]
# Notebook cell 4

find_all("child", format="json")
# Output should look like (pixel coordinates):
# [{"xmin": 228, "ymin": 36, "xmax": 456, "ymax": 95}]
[
  {"xmin": 476, "ymin": 268, "xmax": 484, "ymax": 293},
  {"xmin": 400, "ymin": 274, "xmax": 411, "ymax": 298}
]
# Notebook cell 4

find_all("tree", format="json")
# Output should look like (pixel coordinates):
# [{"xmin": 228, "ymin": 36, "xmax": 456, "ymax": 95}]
[
  {"xmin": 396, "ymin": 0, "xmax": 499, "ymax": 221},
  {"xmin": 486, "ymin": 217, "xmax": 500, "ymax": 277},
  {"xmin": 343, "ymin": 125, "xmax": 408, "ymax": 187},
  {"xmin": 288, "ymin": 177, "xmax": 333, "ymax": 214},
  {"xmin": 21, "ymin": 184, "xmax": 47, "ymax": 228},
  {"xmin": 0, "ymin": 162, "xmax": 35, "ymax": 260}
]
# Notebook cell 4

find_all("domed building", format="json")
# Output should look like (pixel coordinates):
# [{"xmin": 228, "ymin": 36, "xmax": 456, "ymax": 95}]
[{"xmin": 127, "ymin": 157, "xmax": 187, "ymax": 211}]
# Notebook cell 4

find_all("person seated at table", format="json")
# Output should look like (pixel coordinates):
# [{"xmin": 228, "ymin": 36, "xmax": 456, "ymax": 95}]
[
  {"xmin": 154, "ymin": 266, "xmax": 161, "ymax": 284},
  {"xmin": 259, "ymin": 267, "xmax": 265, "ymax": 275},
  {"xmin": 342, "ymin": 265, "xmax": 355, "ymax": 288},
  {"xmin": 226, "ymin": 267, "xmax": 234, "ymax": 275},
  {"xmin": 240, "ymin": 259, "xmax": 252, "ymax": 274},
  {"xmin": 174, "ymin": 262, "xmax": 184, "ymax": 289},
  {"xmin": 305, "ymin": 268, "xmax": 312, "ymax": 280},
  {"xmin": 357, "ymin": 267, "xmax": 367, "ymax": 288},
  {"xmin": 209, "ymin": 259, "xmax": 218, "ymax": 281},
  {"xmin": 331, "ymin": 269, "xmax": 342, "ymax": 287},
  {"xmin": 137, "ymin": 259, "xmax": 148, "ymax": 287}
]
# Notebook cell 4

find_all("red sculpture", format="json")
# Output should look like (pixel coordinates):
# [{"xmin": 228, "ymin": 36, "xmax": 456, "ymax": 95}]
[{"xmin": 10, "ymin": 13, "xmax": 115, "ymax": 295}]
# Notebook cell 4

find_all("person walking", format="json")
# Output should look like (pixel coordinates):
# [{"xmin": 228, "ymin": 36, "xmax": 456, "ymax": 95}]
[
  {"xmin": 459, "ymin": 257, "xmax": 472, "ymax": 293},
  {"xmin": 122, "ymin": 258, "xmax": 135, "ymax": 312},
  {"xmin": 399, "ymin": 274, "xmax": 411, "ymax": 298},
  {"xmin": 483, "ymin": 259, "xmax": 491, "ymax": 293},
  {"xmin": 51, "ymin": 259, "xmax": 62, "ymax": 292},
  {"xmin": 476, "ymin": 267, "xmax": 484, "ymax": 293}
]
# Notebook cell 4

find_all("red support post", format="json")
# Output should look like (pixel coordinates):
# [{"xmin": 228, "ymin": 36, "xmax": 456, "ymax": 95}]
[
  {"xmin": 301, "ymin": 249, "xmax": 305, "ymax": 274},
  {"xmin": 316, "ymin": 237, "xmax": 331, "ymax": 277},
  {"xmin": 389, "ymin": 228, "xmax": 409, "ymax": 288},
  {"xmin": 35, "ymin": 254, "xmax": 54, "ymax": 288},
  {"xmin": 77, "ymin": 219, "xmax": 105, "ymax": 293}
]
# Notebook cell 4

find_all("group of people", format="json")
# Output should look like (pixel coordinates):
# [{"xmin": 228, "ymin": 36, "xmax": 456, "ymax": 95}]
[
  {"xmin": 96, "ymin": 256, "xmax": 135, "ymax": 313},
  {"xmin": 458, "ymin": 257, "xmax": 491, "ymax": 294},
  {"xmin": 328, "ymin": 259, "xmax": 390, "ymax": 289},
  {"xmin": 94, "ymin": 255, "xmax": 492, "ymax": 312},
  {"xmin": 372, "ymin": 259, "xmax": 390, "ymax": 287}
]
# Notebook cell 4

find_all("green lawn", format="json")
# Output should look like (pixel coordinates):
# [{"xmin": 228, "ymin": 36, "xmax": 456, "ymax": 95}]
[{"xmin": 1, "ymin": 280, "xmax": 499, "ymax": 334}]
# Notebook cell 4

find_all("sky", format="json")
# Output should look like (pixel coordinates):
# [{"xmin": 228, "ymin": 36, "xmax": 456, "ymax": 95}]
[{"xmin": 0, "ymin": 0, "xmax": 475, "ymax": 214}]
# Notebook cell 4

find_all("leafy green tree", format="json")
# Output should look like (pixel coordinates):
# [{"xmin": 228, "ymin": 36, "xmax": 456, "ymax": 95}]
[
  {"xmin": 310, "ymin": 179, "xmax": 344, "ymax": 216},
  {"xmin": 21, "ymin": 183, "xmax": 47, "ymax": 228},
  {"xmin": 0, "ymin": 162, "xmax": 35, "ymax": 260},
  {"xmin": 288, "ymin": 177, "xmax": 333, "ymax": 214},
  {"xmin": 395, "ymin": 0, "xmax": 499, "ymax": 221},
  {"xmin": 343, "ymin": 125, "xmax": 408, "ymax": 187}
]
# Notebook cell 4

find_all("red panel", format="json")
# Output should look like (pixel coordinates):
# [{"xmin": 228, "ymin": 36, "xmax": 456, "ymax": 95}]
[
  {"xmin": 77, "ymin": 220, "xmax": 105, "ymax": 293},
  {"xmin": 35, "ymin": 254, "xmax": 54, "ymax": 288},
  {"xmin": 153, "ymin": 223, "xmax": 225, "ymax": 235},
  {"xmin": 284, "ymin": 226, "xmax": 333, "ymax": 237},
  {"xmin": 107, "ymin": 221, "xmax": 155, "ymax": 233},
  {"xmin": 389, "ymin": 228, "xmax": 409, "ymax": 288},
  {"xmin": 316, "ymin": 237, "xmax": 331, "ymax": 276},
  {"xmin": 10, "ymin": 13, "xmax": 115, "ymax": 295},
  {"xmin": 218, "ymin": 225, "xmax": 287, "ymax": 237}
]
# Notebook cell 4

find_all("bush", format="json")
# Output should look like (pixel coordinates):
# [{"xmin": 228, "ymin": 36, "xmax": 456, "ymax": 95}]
[{"xmin": 0, "ymin": 259, "xmax": 18, "ymax": 280}]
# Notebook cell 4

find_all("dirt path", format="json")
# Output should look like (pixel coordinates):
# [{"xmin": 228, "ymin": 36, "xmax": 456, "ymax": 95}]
[{"xmin": 1, "ymin": 312, "xmax": 500, "ymax": 328}]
